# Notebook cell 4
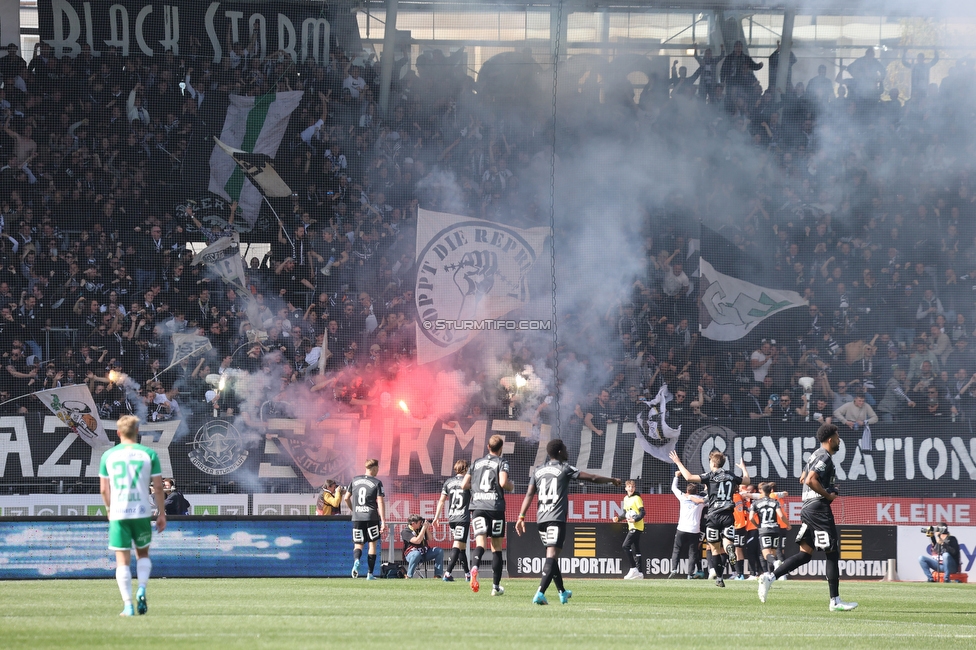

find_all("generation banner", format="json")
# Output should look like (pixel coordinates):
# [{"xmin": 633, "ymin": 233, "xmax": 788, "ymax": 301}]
[{"xmin": 3, "ymin": 415, "xmax": 976, "ymax": 500}]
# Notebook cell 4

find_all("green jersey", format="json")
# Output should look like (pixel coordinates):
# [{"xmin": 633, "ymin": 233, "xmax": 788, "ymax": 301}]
[{"xmin": 99, "ymin": 443, "xmax": 161, "ymax": 520}]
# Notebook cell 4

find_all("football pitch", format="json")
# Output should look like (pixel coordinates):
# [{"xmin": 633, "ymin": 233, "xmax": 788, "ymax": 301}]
[{"xmin": 2, "ymin": 577, "xmax": 975, "ymax": 649}]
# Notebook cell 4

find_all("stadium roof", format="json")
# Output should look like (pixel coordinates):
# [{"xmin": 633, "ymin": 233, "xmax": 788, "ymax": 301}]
[{"xmin": 353, "ymin": 0, "xmax": 975, "ymax": 18}]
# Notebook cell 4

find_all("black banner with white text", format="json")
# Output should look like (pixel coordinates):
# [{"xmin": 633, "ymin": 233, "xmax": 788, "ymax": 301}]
[
  {"xmin": 2, "ymin": 414, "xmax": 976, "ymax": 498},
  {"xmin": 38, "ymin": 0, "xmax": 361, "ymax": 64}
]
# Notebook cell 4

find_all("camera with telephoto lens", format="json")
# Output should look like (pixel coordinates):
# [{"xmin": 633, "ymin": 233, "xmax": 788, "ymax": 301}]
[{"xmin": 921, "ymin": 524, "xmax": 948, "ymax": 537}]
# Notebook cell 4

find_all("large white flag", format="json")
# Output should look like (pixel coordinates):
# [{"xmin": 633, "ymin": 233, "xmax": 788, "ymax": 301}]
[
  {"xmin": 191, "ymin": 235, "xmax": 248, "ymax": 292},
  {"xmin": 208, "ymin": 91, "xmax": 304, "ymax": 227},
  {"xmin": 413, "ymin": 209, "xmax": 548, "ymax": 364},
  {"xmin": 699, "ymin": 257, "xmax": 808, "ymax": 341},
  {"xmin": 635, "ymin": 383, "xmax": 682, "ymax": 463},
  {"xmin": 167, "ymin": 333, "xmax": 213, "ymax": 371},
  {"xmin": 34, "ymin": 385, "xmax": 112, "ymax": 448},
  {"xmin": 191, "ymin": 235, "xmax": 269, "ymax": 336}
]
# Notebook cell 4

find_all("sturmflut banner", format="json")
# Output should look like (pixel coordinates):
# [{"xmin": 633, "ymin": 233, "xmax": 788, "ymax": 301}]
[{"xmin": 3, "ymin": 415, "xmax": 976, "ymax": 500}]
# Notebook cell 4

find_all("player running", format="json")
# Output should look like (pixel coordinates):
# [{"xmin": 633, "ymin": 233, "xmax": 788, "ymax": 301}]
[
  {"xmin": 750, "ymin": 482, "xmax": 790, "ymax": 575},
  {"xmin": 462, "ymin": 435, "xmax": 514, "ymax": 595},
  {"xmin": 612, "ymin": 479, "xmax": 645, "ymax": 579},
  {"xmin": 670, "ymin": 448, "xmax": 750, "ymax": 587},
  {"xmin": 343, "ymin": 458, "xmax": 386, "ymax": 580},
  {"xmin": 99, "ymin": 415, "xmax": 167, "ymax": 617},
  {"xmin": 516, "ymin": 439, "xmax": 620, "ymax": 604},
  {"xmin": 758, "ymin": 423, "xmax": 858, "ymax": 611},
  {"xmin": 433, "ymin": 459, "xmax": 471, "ymax": 582}
]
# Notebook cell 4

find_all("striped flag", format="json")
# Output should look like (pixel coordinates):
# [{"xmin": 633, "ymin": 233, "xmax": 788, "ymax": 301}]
[{"xmin": 208, "ymin": 91, "xmax": 304, "ymax": 227}]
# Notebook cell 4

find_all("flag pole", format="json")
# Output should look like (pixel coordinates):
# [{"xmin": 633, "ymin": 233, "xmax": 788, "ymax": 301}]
[
  {"xmin": 0, "ymin": 392, "xmax": 37, "ymax": 409},
  {"xmin": 263, "ymin": 194, "xmax": 295, "ymax": 248}
]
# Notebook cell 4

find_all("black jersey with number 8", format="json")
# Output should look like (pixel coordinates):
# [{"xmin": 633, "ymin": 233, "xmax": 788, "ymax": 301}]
[{"xmin": 347, "ymin": 474, "xmax": 384, "ymax": 521}]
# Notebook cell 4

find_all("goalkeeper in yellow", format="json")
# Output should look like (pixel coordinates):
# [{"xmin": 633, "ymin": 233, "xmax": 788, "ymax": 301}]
[
  {"xmin": 612, "ymin": 479, "xmax": 645, "ymax": 579},
  {"xmin": 99, "ymin": 415, "xmax": 167, "ymax": 617}
]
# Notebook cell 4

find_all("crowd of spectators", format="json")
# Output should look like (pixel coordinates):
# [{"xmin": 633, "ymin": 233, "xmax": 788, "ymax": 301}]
[{"xmin": 0, "ymin": 32, "xmax": 975, "ymax": 452}]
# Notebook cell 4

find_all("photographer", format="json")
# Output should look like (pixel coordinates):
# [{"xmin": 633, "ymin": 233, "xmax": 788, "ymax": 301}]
[
  {"xmin": 315, "ymin": 479, "xmax": 343, "ymax": 516},
  {"xmin": 918, "ymin": 524, "xmax": 962, "ymax": 582},
  {"xmin": 162, "ymin": 478, "xmax": 191, "ymax": 516},
  {"xmin": 401, "ymin": 514, "xmax": 444, "ymax": 579}
]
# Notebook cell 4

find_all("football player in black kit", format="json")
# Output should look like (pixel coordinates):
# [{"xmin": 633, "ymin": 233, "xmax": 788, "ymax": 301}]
[
  {"xmin": 670, "ymin": 448, "xmax": 750, "ymax": 587},
  {"xmin": 343, "ymin": 458, "xmax": 386, "ymax": 580},
  {"xmin": 516, "ymin": 439, "xmax": 620, "ymax": 605},
  {"xmin": 461, "ymin": 434, "xmax": 514, "ymax": 596},
  {"xmin": 758, "ymin": 423, "xmax": 858, "ymax": 611},
  {"xmin": 750, "ymin": 482, "xmax": 790, "ymax": 574},
  {"xmin": 433, "ymin": 459, "xmax": 471, "ymax": 582}
]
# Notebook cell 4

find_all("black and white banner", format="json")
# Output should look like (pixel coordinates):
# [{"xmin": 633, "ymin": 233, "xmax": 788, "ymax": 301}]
[
  {"xmin": 3, "ymin": 414, "xmax": 976, "ymax": 498},
  {"xmin": 39, "ymin": 0, "xmax": 361, "ymax": 63}
]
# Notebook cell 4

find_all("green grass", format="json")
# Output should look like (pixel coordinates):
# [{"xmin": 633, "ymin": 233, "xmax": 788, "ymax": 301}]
[{"xmin": 2, "ymin": 577, "xmax": 975, "ymax": 649}]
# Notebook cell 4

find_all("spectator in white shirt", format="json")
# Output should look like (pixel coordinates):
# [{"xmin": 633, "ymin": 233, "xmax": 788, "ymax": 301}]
[
  {"xmin": 668, "ymin": 472, "xmax": 706, "ymax": 579},
  {"xmin": 343, "ymin": 65, "xmax": 367, "ymax": 99},
  {"xmin": 833, "ymin": 393, "xmax": 878, "ymax": 429}
]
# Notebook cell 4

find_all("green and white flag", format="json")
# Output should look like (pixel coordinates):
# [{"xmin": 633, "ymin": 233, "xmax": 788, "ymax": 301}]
[
  {"xmin": 208, "ymin": 91, "xmax": 304, "ymax": 227},
  {"xmin": 698, "ymin": 257, "xmax": 807, "ymax": 341}
]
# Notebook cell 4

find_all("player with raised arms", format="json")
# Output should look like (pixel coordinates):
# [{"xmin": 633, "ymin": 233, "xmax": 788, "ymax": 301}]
[
  {"xmin": 758, "ymin": 423, "xmax": 858, "ymax": 611},
  {"xmin": 433, "ymin": 458, "xmax": 472, "ymax": 581},
  {"xmin": 343, "ymin": 458, "xmax": 386, "ymax": 580},
  {"xmin": 462, "ymin": 434, "xmax": 513, "ymax": 595},
  {"xmin": 99, "ymin": 415, "xmax": 167, "ymax": 617},
  {"xmin": 669, "ymin": 448, "xmax": 750, "ymax": 587},
  {"xmin": 516, "ymin": 439, "xmax": 621, "ymax": 604}
]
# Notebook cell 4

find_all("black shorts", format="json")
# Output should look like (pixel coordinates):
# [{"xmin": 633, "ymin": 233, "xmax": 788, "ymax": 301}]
[
  {"xmin": 733, "ymin": 526, "xmax": 748, "ymax": 548},
  {"xmin": 471, "ymin": 510, "xmax": 506, "ymax": 539},
  {"xmin": 352, "ymin": 520, "xmax": 381, "ymax": 544},
  {"xmin": 759, "ymin": 529, "xmax": 780, "ymax": 550},
  {"xmin": 448, "ymin": 520, "xmax": 470, "ymax": 544},
  {"xmin": 704, "ymin": 510, "xmax": 735, "ymax": 544},
  {"xmin": 795, "ymin": 505, "xmax": 838, "ymax": 553},
  {"xmin": 537, "ymin": 521, "xmax": 567, "ymax": 549}
]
